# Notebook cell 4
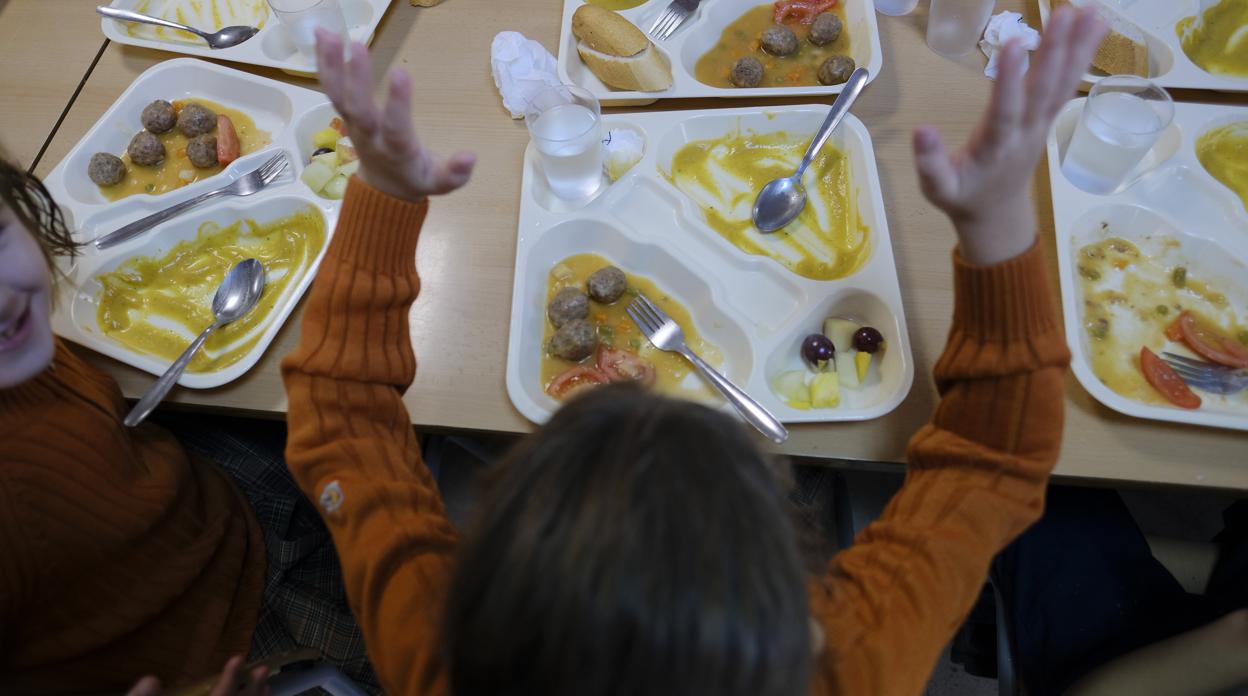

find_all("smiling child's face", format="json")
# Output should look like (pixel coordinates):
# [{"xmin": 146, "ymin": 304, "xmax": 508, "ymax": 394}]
[{"xmin": 0, "ymin": 202, "xmax": 56, "ymax": 388}]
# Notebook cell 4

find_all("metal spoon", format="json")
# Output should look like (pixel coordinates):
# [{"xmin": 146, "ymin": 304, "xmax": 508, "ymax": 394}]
[
  {"xmin": 124, "ymin": 259, "xmax": 266, "ymax": 428},
  {"xmin": 97, "ymin": 6, "xmax": 260, "ymax": 49},
  {"xmin": 752, "ymin": 68, "xmax": 871, "ymax": 233}
]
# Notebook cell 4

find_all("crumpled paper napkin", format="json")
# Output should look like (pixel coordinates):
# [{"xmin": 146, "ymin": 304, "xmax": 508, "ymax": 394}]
[
  {"xmin": 491, "ymin": 31, "xmax": 563, "ymax": 118},
  {"xmin": 979, "ymin": 11, "xmax": 1042, "ymax": 80}
]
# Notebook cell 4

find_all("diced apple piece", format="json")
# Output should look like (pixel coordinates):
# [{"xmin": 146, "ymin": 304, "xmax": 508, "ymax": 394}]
[
  {"xmin": 312, "ymin": 151, "xmax": 338, "ymax": 168},
  {"xmin": 855, "ymin": 351, "xmax": 872, "ymax": 383},
  {"xmin": 336, "ymin": 137, "xmax": 358, "ymax": 165},
  {"xmin": 823, "ymin": 317, "xmax": 860, "ymax": 355},
  {"xmin": 300, "ymin": 160, "xmax": 335, "ymax": 194},
  {"xmin": 836, "ymin": 349, "xmax": 860, "ymax": 389},
  {"xmin": 337, "ymin": 160, "xmax": 360, "ymax": 178},
  {"xmin": 774, "ymin": 371, "xmax": 810, "ymax": 409},
  {"xmin": 322, "ymin": 174, "xmax": 350, "ymax": 200},
  {"xmin": 313, "ymin": 127, "xmax": 340, "ymax": 150},
  {"xmin": 810, "ymin": 372, "xmax": 840, "ymax": 409}
]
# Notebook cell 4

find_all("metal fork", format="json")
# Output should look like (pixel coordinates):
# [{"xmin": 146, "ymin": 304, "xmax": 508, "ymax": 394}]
[
  {"xmin": 1162, "ymin": 352, "xmax": 1248, "ymax": 395},
  {"xmin": 94, "ymin": 151, "xmax": 290, "ymax": 250},
  {"xmin": 648, "ymin": 0, "xmax": 700, "ymax": 41},
  {"xmin": 627, "ymin": 292, "xmax": 788, "ymax": 443}
]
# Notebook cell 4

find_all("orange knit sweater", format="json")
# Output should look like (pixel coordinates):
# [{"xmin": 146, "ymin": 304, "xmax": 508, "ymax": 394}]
[
  {"xmin": 283, "ymin": 180, "xmax": 1070, "ymax": 696},
  {"xmin": 0, "ymin": 343, "xmax": 266, "ymax": 694}
]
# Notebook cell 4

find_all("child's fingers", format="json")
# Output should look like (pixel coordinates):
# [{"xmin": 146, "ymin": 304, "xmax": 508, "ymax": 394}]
[
  {"xmin": 1025, "ymin": 6, "xmax": 1075, "ymax": 127},
  {"xmin": 242, "ymin": 666, "xmax": 271, "ymax": 696},
  {"xmin": 381, "ymin": 68, "xmax": 415, "ymax": 151},
  {"xmin": 344, "ymin": 42, "xmax": 380, "ymax": 132},
  {"xmin": 913, "ymin": 126, "xmax": 958, "ymax": 207},
  {"xmin": 314, "ymin": 29, "xmax": 346, "ymax": 109},
  {"xmin": 987, "ymin": 39, "xmax": 1026, "ymax": 139},
  {"xmin": 125, "ymin": 676, "xmax": 162, "ymax": 696},
  {"xmin": 208, "ymin": 656, "xmax": 245, "ymax": 696},
  {"xmin": 1050, "ymin": 9, "xmax": 1108, "ymax": 117},
  {"xmin": 430, "ymin": 151, "xmax": 477, "ymax": 194}
]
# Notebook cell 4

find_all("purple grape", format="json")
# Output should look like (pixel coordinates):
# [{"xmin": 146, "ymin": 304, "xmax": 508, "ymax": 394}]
[
  {"xmin": 801, "ymin": 333, "xmax": 835, "ymax": 370},
  {"xmin": 852, "ymin": 326, "xmax": 884, "ymax": 354}
]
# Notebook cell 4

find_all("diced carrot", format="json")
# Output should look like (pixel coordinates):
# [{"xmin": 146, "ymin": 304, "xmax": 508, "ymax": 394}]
[
  {"xmin": 216, "ymin": 114, "xmax": 241, "ymax": 166},
  {"xmin": 330, "ymin": 117, "xmax": 347, "ymax": 135}
]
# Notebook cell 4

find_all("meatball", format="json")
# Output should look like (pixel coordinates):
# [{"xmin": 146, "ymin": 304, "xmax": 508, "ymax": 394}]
[
  {"xmin": 87, "ymin": 152, "xmax": 127, "ymax": 186},
  {"xmin": 177, "ymin": 103, "xmax": 218, "ymax": 138},
  {"xmin": 809, "ymin": 12, "xmax": 843, "ymax": 46},
  {"xmin": 730, "ymin": 56, "xmax": 765, "ymax": 88},
  {"xmin": 760, "ymin": 25, "xmax": 799, "ymax": 56},
  {"xmin": 186, "ymin": 134, "xmax": 219, "ymax": 168},
  {"xmin": 550, "ymin": 318, "xmax": 597, "ymax": 361},
  {"xmin": 547, "ymin": 287, "xmax": 589, "ymax": 328},
  {"xmin": 818, "ymin": 55, "xmax": 855, "ymax": 86},
  {"xmin": 127, "ymin": 131, "xmax": 166, "ymax": 166},
  {"xmin": 586, "ymin": 266, "xmax": 627, "ymax": 304},
  {"xmin": 140, "ymin": 99, "xmax": 176, "ymax": 134}
]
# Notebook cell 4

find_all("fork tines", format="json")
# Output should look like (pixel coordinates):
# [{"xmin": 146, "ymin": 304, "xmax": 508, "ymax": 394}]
[
  {"xmin": 1161, "ymin": 352, "xmax": 1245, "ymax": 394},
  {"xmin": 257, "ymin": 151, "xmax": 289, "ymax": 181},
  {"xmin": 647, "ymin": 0, "xmax": 695, "ymax": 41}
]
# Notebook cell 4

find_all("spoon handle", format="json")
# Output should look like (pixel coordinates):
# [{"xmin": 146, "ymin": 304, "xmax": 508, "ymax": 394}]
[
  {"xmin": 97, "ymin": 6, "xmax": 206, "ymax": 39},
  {"xmin": 124, "ymin": 323, "xmax": 217, "ymax": 428},
  {"xmin": 794, "ymin": 68, "xmax": 871, "ymax": 178}
]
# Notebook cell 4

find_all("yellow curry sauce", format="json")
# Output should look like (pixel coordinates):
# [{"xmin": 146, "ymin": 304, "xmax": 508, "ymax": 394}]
[
  {"xmin": 129, "ymin": 0, "xmax": 269, "ymax": 44},
  {"xmin": 542, "ymin": 253, "xmax": 721, "ymax": 401},
  {"xmin": 96, "ymin": 205, "xmax": 326, "ymax": 373},
  {"xmin": 695, "ymin": 4, "xmax": 852, "ymax": 88},
  {"xmin": 1176, "ymin": 0, "xmax": 1248, "ymax": 78},
  {"xmin": 1077, "ymin": 234, "xmax": 1247, "ymax": 405},
  {"xmin": 584, "ymin": 0, "xmax": 649, "ymax": 9},
  {"xmin": 101, "ymin": 99, "xmax": 270, "ymax": 202},
  {"xmin": 668, "ymin": 130, "xmax": 869, "ymax": 281},
  {"xmin": 1197, "ymin": 121, "xmax": 1248, "ymax": 213}
]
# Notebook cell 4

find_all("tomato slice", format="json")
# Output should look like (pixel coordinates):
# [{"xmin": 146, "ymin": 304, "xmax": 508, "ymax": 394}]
[
  {"xmin": 546, "ymin": 365, "xmax": 611, "ymax": 400},
  {"xmin": 1140, "ymin": 347, "xmax": 1202, "ymax": 409},
  {"xmin": 596, "ymin": 346, "xmax": 657, "ymax": 387},
  {"xmin": 216, "ymin": 115, "xmax": 241, "ymax": 166},
  {"xmin": 774, "ymin": 0, "xmax": 837, "ymax": 24},
  {"xmin": 1177, "ymin": 311, "xmax": 1248, "ymax": 369},
  {"xmin": 1164, "ymin": 316, "xmax": 1184, "ymax": 342}
]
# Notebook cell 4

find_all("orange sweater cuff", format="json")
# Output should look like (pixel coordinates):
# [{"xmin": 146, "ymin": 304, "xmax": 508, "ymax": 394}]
[
  {"xmin": 331, "ymin": 178, "xmax": 430, "ymax": 276},
  {"xmin": 951, "ymin": 241, "xmax": 1059, "ymax": 343}
]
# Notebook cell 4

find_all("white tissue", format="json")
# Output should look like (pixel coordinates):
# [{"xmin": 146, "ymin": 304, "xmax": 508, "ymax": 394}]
[
  {"xmin": 491, "ymin": 31, "xmax": 563, "ymax": 119},
  {"xmin": 603, "ymin": 128, "xmax": 645, "ymax": 182},
  {"xmin": 979, "ymin": 11, "xmax": 1041, "ymax": 80}
]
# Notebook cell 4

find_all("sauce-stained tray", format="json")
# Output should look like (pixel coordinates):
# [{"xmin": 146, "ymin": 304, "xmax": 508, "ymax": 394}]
[
  {"xmin": 1046, "ymin": 99, "xmax": 1248, "ymax": 430},
  {"xmin": 506, "ymin": 105, "xmax": 914, "ymax": 425},
  {"xmin": 100, "ymin": 0, "xmax": 393, "ymax": 75},
  {"xmin": 44, "ymin": 58, "xmax": 346, "ymax": 389},
  {"xmin": 557, "ymin": 0, "xmax": 883, "ymax": 104},
  {"xmin": 1039, "ymin": 0, "xmax": 1248, "ymax": 92}
]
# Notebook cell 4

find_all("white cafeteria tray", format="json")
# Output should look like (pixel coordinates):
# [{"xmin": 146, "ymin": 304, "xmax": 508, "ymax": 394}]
[
  {"xmin": 100, "ymin": 0, "xmax": 393, "ymax": 74},
  {"xmin": 1039, "ymin": 0, "xmax": 1248, "ymax": 92},
  {"xmin": 556, "ymin": 0, "xmax": 883, "ymax": 104},
  {"xmin": 506, "ymin": 105, "xmax": 914, "ymax": 426},
  {"xmin": 1046, "ymin": 98, "xmax": 1248, "ymax": 430},
  {"xmin": 43, "ymin": 58, "xmax": 345, "ymax": 389}
]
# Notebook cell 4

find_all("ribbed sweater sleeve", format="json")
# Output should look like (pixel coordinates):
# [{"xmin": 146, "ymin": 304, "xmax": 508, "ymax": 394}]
[
  {"xmin": 809, "ymin": 241, "xmax": 1071, "ymax": 696},
  {"xmin": 281, "ymin": 178, "xmax": 458, "ymax": 696},
  {"xmin": 0, "ymin": 476, "xmax": 29, "ymax": 652}
]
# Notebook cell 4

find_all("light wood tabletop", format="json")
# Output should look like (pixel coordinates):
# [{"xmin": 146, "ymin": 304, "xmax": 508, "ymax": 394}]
[{"xmin": 23, "ymin": 0, "xmax": 1248, "ymax": 490}]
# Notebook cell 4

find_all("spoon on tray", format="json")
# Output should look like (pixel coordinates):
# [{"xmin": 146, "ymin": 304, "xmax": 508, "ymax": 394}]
[
  {"xmin": 124, "ymin": 259, "xmax": 266, "ymax": 428},
  {"xmin": 97, "ymin": 6, "xmax": 260, "ymax": 49},
  {"xmin": 752, "ymin": 67, "xmax": 870, "ymax": 233}
]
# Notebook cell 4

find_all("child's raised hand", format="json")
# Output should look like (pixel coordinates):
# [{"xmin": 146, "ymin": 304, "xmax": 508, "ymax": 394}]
[
  {"xmin": 125, "ymin": 656, "xmax": 270, "ymax": 696},
  {"xmin": 314, "ymin": 30, "xmax": 476, "ymax": 203},
  {"xmin": 913, "ymin": 6, "xmax": 1107, "ymax": 265}
]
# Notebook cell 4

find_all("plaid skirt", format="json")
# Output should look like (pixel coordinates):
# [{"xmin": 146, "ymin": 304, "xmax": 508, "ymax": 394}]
[{"xmin": 160, "ymin": 414, "xmax": 381, "ymax": 694}]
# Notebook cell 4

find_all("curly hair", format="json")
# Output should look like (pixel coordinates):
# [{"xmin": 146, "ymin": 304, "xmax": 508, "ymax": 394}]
[{"xmin": 0, "ymin": 156, "xmax": 80, "ymax": 270}]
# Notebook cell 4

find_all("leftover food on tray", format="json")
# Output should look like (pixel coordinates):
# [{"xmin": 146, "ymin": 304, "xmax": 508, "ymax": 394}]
[
  {"xmin": 667, "ymin": 129, "xmax": 869, "ymax": 281},
  {"xmin": 585, "ymin": 0, "xmax": 649, "ymax": 9},
  {"xmin": 301, "ymin": 117, "xmax": 359, "ymax": 200},
  {"xmin": 603, "ymin": 127, "xmax": 645, "ymax": 182},
  {"xmin": 771, "ymin": 316, "xmax": 883, "ymax": 409},
  {"xmin": 1077, "ymin": 234, "xmax": 1247, "ymax": 408},
  {"xmin": 695, "ymin": 2, "xmax": 855, "ymax": 88},
  {"xmin": 89, "ymin": 98, "xmax": 268, "ymax": 201},
  {"xmin": 1196, "ymin": 121, "xmax": 1248, "ymax": 212},
  {"xmin": 1051, "ymin": 0, "xmax": 1149, "ymax": 77},
  {"xmin": 95, "ymin": 205, "xmax": 326, "ymax": 373},
  {"xmin": 572, "ymin": 5, "xmax": 673, "ymax": 92},
  {"xmin": 1176, "ymin": 0, "xmax": 1248, "ymax": 78},
  {"xmin": 541, "ymin": 253, "xmax": 720, "ymax": 401},
  {"xmin": 125, "ymin": 0, "xmax": 269, "ymax": 44}
]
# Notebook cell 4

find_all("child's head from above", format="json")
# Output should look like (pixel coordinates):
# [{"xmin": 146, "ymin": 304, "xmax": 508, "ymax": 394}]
[
  {"xmin": 445, "ymin": 383, "xmax": 813, "ymax": 696},
  {"xmin": 0, "ymin": 156, "xmax": 76, "ymax": 389}
]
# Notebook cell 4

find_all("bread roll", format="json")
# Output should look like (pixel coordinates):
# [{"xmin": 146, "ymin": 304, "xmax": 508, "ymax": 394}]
[
  {"xmin": 573, "ymin": 5, "xmax": 649, "ymax": 56},
  {"xmin": 572, "ymin": 5, "xmax": 673, "ymax": 91}
]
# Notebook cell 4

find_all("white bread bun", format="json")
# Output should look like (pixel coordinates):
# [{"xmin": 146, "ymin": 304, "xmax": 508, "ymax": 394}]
[{"xmin": 572, "ymin": 4, "xmax": 673, "ymax": 91}]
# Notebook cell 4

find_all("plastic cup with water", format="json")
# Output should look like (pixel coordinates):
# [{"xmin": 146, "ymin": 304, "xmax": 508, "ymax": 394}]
[
  {"xmin": 1061, "ymin": 75, "xmax": 1174, "ymax": 195},
  {"xmin": 875, "ymin": 0, "xmax": 919, "ymax": 16},
  {"xmin": 927, "ymin": 0, "xmax": 996, "ymax": 57},
  {"xmin": 268, "ymin": 0, "xmax": 348, "ymax": 60},
  {"xmin": 525, "ymin": 85, "xmax": 605, "ymax": 200}
]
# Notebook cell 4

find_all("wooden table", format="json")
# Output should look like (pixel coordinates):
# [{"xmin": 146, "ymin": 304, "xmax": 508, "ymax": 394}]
[{"xmin": 22, "ymin": 0, "xmax": 1248, "ymax": 490}]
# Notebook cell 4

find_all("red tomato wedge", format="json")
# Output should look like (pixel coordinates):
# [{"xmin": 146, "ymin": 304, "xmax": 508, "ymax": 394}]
[
  {"xmin": 1140, "ymin": 347, "xmax": 1202, "ymax": 409},
  {"xmin": 596, "ymin": 346, "xmax": 657, "ymax": 386},
  {"xmin": 1177, "ymin": 311, "xmax": 1248, "ymax": 368},
  {"xmin": 546, "ymin": 365, "xmax": 611, "ymax": 399},
  {"xmin": 216, "ymin": 115, "xmax": 241, "ymax": 166},
  {"xmin": 1164, "ymin": 317, "xmax": 1184, "ymax": 342},
  {"xmin": 774, "ymin": 0, "xmax": 838, "ymax": 24}
]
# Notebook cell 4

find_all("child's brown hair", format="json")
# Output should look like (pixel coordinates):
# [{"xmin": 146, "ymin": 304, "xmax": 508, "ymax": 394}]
[{"xmin": 0, "ymin": 155, "xmax": 79, "ymax": 270}]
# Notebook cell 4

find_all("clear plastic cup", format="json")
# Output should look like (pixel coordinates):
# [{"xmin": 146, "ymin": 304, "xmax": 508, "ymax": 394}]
[
  {"xmin": 1061, "ymin": 75, "xmax": 1175, "ymax": 195},
  {"xmin": 927, "ymin": 0, "xmax": 996, "ymax": 57},
  {"xmin": 524, "ymin": 85, "xmax": 605, "ymax": 200},
  {"xmin": 875, "ymin": 0, "xmax": 920, "ymax": 16},
  {"xmin": 267, "ymin": 0, "xmax": 348, "ymax": 60}
]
